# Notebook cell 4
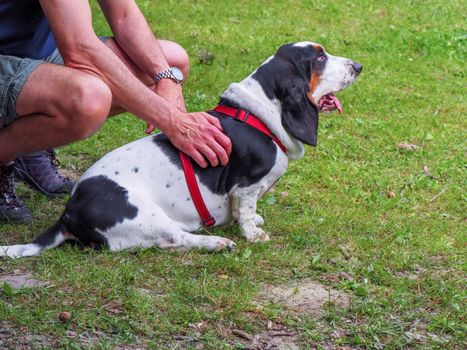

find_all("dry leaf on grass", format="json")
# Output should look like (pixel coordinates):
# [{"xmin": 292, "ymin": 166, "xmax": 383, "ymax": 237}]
[{"xmin": 397, "ymin": 143, "xmax": 420, "ymax": 151}]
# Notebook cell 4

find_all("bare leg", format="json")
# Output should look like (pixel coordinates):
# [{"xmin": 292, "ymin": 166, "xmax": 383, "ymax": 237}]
[{"xmin": 0, "ymin": 65, "xmax": 112, "ymax": 163}]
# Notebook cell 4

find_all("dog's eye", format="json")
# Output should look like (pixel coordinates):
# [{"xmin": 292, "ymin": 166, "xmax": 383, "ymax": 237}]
[{"xmin": 317, "ymin": 54, "xmax": 326, "ymax": 63}]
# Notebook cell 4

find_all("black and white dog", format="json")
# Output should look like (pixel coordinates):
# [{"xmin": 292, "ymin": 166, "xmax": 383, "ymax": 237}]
[{"xmin": 1, "ymin": 42, "xmax": 361, "ymax": 258}]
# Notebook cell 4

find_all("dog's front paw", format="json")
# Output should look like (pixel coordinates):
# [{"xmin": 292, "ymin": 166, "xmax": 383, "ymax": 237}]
[
  {"xmin": 214, "ymin": 237, "xmax": 237, "ymax": 252},
  {"xmin": 254, "ymin": 214, "xmax": 264, "ymax": 226},
  {"xmin": 244, "ymin": 227, "xmax": 270, "ymax": 243}
]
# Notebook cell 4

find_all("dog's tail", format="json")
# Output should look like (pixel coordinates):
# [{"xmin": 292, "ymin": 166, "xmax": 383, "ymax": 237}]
[{"xmin": 0, "ymin": 221, "xmax": 68, "ymax": 259}]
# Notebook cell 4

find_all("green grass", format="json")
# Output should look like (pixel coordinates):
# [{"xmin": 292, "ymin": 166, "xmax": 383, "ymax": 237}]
[{"xmin": 1, "ymin": 0, "xmax": 466, "ymax": 348}]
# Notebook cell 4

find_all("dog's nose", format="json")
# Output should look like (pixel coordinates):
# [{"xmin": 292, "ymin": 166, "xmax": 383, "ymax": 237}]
[{"xmin": 352, "ymin": 62, "xmax": 363, "ymax": 74}]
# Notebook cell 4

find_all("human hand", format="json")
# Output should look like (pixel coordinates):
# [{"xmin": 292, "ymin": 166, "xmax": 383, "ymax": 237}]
[
  {"xmin": 146, "ymin": 79, "xmax": 186, "ymax": 134},
  {"xmin": 164, "ymin": 111, "xmax": 232, "ymax": 168}
]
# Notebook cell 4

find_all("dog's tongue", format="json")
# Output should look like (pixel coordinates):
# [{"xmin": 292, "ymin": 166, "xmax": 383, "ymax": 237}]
[{"xmin": 318, "ymin": 94, "xmax": 343, "ymax": 114}]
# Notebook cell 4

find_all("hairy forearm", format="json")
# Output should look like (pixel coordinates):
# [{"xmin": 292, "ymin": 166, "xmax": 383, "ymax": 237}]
[
  {"xmin": 99, "ymin": 0, "xmax": 169, "ymax": 78},
  {"xmin": 65, "ymin": 39, "xmax": 177, "ymax": 129}
]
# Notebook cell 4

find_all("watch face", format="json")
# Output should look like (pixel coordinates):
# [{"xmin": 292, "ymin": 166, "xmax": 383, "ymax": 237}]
[{"xmin": 171, "ymin": 67, "xmax": 184, "ymax": 82}]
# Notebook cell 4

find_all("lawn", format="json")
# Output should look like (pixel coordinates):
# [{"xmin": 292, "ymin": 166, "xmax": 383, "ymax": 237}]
[{"xmin": 0, "ymin": 0, "xmax": 465, "ymax": 348}]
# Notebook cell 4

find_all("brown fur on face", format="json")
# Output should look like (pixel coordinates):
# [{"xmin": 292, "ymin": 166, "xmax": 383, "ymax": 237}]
[
  {"xmin": 307, "ymin": 72, "xmax": 321, "ymax": 105},
  {"xmin": 312, "ymin": 44, "xmax": 324, "ymax": 52}
]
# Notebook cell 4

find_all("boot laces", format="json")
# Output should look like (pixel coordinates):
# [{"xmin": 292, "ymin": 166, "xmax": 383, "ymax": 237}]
[
  {"xmin": 0, "ymin": 164, "xmax": 22, "ymax": 208},
  {"xmin": 47, "ymin": 150, "xmax": 67, "ymax": 183}
]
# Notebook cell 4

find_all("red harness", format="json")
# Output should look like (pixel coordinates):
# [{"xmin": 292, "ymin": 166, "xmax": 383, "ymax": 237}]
[{"xmin": 179, "ymin": 105, "xmax": 287, "ymax": 227}]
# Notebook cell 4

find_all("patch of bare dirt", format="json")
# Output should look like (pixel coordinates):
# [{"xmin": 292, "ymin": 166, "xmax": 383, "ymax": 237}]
[
  {"xmin": 0, "ymin": 322, "xmax": 58, "ymax": 350},
  {"xmin": 0, "ymin": 271, "xmax": 49, "ymax": 289},
  {"xmin": 395, "ymin": 265, "xmax": 428, "ymax": 280},
  {"xmin": 227, "ymin": 279, "xmax": 351, "ymax": 348},
  {"xmin": 258, "ymin": 279, "xmax": 350, "ymax": 317}
]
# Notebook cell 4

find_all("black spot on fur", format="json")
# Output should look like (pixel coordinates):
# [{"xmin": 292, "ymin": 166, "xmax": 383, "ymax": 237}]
[
  {"xmin": 133, "ymin": 167, "xmax": 139, "ymax": 173},
  {"xmin": 57, "ymin": 175, "xmax": 138, "ymax": 249},
  {"xmin": 115, "ymin": 171, "xmax": 119, "ymax": 175}
]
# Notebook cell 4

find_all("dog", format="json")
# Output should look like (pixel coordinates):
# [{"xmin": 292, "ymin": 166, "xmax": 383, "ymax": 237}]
[{"xmin": 0, "ymin": 42, "xmax": 361, "ymax": 258}]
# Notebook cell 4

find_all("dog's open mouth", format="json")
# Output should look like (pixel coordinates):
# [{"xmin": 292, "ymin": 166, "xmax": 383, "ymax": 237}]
[{"xmin": 318, "ymin": 93, "xmax": 342, "ymax": 114}]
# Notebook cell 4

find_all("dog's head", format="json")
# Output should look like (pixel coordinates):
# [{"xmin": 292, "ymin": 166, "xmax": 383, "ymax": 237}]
[{"xmin": 252, "ymin": 42, "xmax": 362, "ymax": 146}]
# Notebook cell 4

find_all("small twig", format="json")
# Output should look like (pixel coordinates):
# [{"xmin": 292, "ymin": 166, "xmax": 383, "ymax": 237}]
[
  {"xmin": 423, "ymin": 165, "xmax": 439, "ymax": 180},
  {"xmin": 173, "ymin": 335, "xmax": 196, "ymax": 342},
  {"xmin": 430, "ymin": 187, "xmax": 447, "ymax": 202},
  {"xmin": 269, "ymin": 331, "xmax": 295, "ymax": 337},
  {"xmin": 232, "ymin": 329, "xmax": 253, "ymax": 340}
]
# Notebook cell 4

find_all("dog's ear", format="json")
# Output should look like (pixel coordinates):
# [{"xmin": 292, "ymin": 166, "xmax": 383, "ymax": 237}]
[{"xmin": 279, "ymin": 74, "xmax": 319, "ymax": 146}]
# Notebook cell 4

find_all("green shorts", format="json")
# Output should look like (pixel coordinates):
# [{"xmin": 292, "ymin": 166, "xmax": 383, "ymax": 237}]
[
  {"xmin": 0, "ymin": 37, "xmax": 108, "ymax": 129},
  {"xmin": 0, "ymin": 49, "xmax": 63, "ymax": 128}
]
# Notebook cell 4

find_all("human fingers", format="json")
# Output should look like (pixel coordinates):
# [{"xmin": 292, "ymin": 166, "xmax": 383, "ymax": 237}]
[
  {"xmin": 204, "ymin": 134, "xmax": 230, "ymax": 166},
  {"xmin": 146, "ymin": 123, "xmax": 156, "ymax": 134},
  {"xmin": 201, "ymin": 112, "xmax": 224, "ymax": 131},
  {"xmin": 188, "ymin": 148, "xmax": 208, "ymax": 168},
  {"xmin": 213, "ymin": 130, "xmax": 232, "ymax": 160},
  {"xmin": 195, "ymin": 143, "xmax": 220, "ymax": 167}
]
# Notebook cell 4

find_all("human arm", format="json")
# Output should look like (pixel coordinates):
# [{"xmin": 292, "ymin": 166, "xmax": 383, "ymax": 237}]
[
  {"xmin": 39, "ymin": 0, "xmax": 230, "ymax": 167},
  {"xmin": 97, "ymin": 0, "xmax": 186, "ymax": 132}
]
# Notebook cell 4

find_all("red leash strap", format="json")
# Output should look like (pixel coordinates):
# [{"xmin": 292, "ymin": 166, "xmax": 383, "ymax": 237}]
[
  {"xmin": 213, "ymin": 105, "xmax": 287, "ymax": 154},
  {"xmin": 179, "ymin": 151, "xmax": 216, "ymax": 227}
]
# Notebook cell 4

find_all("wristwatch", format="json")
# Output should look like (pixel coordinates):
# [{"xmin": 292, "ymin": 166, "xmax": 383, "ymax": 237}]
[{"xmin": 153, "ymin": 67, "xmax": 184, "ymax": 84}]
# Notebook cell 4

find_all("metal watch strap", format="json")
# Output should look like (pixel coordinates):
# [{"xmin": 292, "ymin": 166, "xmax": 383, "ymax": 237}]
[{"xmin": 154, "ymin": 69, "xmax": 174, "ymax": 82}]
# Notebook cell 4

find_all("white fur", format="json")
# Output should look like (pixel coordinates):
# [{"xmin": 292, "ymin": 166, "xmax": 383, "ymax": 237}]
[
  {"xmin": 313, "ymin": 53, "xmax": 359, "ymax": 101},
  {"xmin": 293, "ymin": 41, "xmax": 320, "ymax": 48},
  {"xmin": 0, "ymin": 233, "xmax": 65, "ymax": 258}
]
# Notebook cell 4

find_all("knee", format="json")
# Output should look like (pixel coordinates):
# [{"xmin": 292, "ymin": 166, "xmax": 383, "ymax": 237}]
[
  {"xmin": 66, "ymin": 75, "xmax": 112, "ymax": 140},
  {"xmin": 166, "ymin": 42, "xmax": 190, "ymax": 80}
]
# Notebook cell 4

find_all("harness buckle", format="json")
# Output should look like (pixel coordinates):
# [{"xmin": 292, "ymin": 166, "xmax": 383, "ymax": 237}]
[
  {"xmin": 204, "ymin": 216, "xmax": 216, "ymax": 227},
  {"xmin": 234, "ymin": 109, "xmax": 250, "ymax": 122}
]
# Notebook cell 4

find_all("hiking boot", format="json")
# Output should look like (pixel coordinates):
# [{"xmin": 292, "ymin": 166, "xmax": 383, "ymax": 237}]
[
  {"xmin": 14, "ymin": 150, "xmax": 76, "ymax": 197},
  {"xmin": 0, "ymin": 162, "xmax": 33, "ymax": 224}
]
